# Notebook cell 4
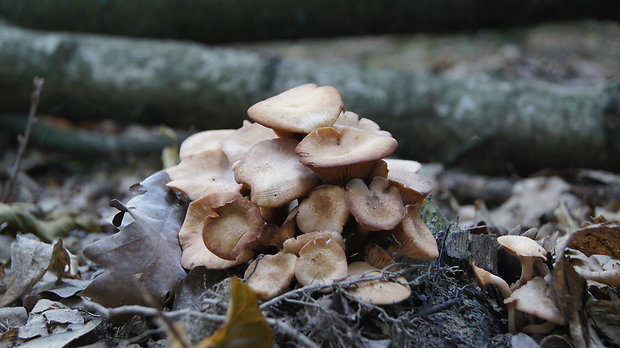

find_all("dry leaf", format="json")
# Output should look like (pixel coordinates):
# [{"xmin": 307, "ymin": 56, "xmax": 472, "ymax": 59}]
[
  {"xmin": 566, "ymin": 224, "xmax": 620, "ymax": 258},
  {"xmin": 552, "ymin": 257, "xmax": 589, "ymax": 348},
  {"xmin": 198, "ymin": 277, "xmax": 272, "ymax": 348},
  {"xmin": 81, "ymin": 171, "xmax": 187, "ymax": 308}
]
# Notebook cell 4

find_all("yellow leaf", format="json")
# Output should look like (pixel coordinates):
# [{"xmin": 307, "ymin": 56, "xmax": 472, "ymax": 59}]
[{"xmin": 199, "ymin": 277, "xmax": 273, "ymax": 348}]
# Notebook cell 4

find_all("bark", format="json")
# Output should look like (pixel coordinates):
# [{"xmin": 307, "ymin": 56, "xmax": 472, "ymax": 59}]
[
  {"xmin": 1, "ymin": 21, "xmax": 619, "ymax": 174},
  {"xmin": 0, "ymin": 0, "xmax": 618, "ymax": 43}
]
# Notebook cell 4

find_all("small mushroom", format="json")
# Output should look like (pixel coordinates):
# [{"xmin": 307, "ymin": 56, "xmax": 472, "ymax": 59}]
[
  {"xmin": 497, "ymin": 235, "xmax": 547, "ymax": 290},
  {"xmin": 221, "ymin": 121, "xmax": 277, "ymax": 165},
  {"xmin": 389, "ymin": 202, "xmax": 439, "ymax": 260},
  {"xmin": 384, "ymin": 159, "xmax": 431, "ymax": 204},
  {"xmin": 345, "ymin": 177, "xmax": 405, "ymax": 231},
  {"xmin": 345, "ymin": 261, "xmax": 411, "ymax": 305},
  {"xmin": 234, "ymin": 138, "xmax": 320, "ymax": 208},
  {"xmin": 471, "ymin": 262, "xmax": 516, "ymax": 334},
  {"xmin": 257, "ymin": 206, "xmax": 299, "ymax": 250},
  {"xmin": 283, "ymin": 231, "xmax": 345, "ymax": 255},
  {"xmin": 333, "ymin": 111, "xmax": 392, "ymax": 137},
  {"xmin": 296, "ymin": 127, "xmax": 398, "ymax": 184},
  {"xmin": 244, "ymin": 252, "xmax": 298, "ymax": 299},
  {"xmin": 297, "ymin": 185, "xmax": 349, "ymax": 234},
  {"xmin": 178, "ymin": 129, "xmax": 235, "ymax": 160},
  {"xmin": 295, "ymin": 237, "xmax": 348, "ymax": 290},
  {"xmin": 179, "ymin": 191, "xmax": 254, "ymax": 269},
  {"xmin": 247, "ymin": 83, "xmax": 343, "ymax": 136},
  {"xmin": 202, "ymin": 198, "xmax": 264, "ymax": 261},
  {"xmin": 166, "ymin": 148, "xmax": 242, "ymax": 201},
  {"xmin": 504, "ymin": 276, "xmax": 566, "ymax": 334}
]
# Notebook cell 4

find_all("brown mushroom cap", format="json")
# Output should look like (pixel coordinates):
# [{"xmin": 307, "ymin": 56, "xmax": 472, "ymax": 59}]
[
  {"xmin": 178, "ymin": 129, "xmax": 235, "ymax": 160},
  {"xmin": 389, "ymin": 202, "xmax": 439, "ymax": 260},
  {"xmin": 365, "ymin": 244, "xmax": 398, "ymax": 271},
  {"xmin": 244, "ymin": 252, "xmax": 298, "ymax": 299},
  {"xmin": 234, "ymin": 138, "xmax": 320, "ymax": 208},
  {"xmin": 296, "ymin": 127, "xmax": 398, "ymax": 184},
  {"xmin": 283, "ymin": 231, "xmax": 345, "ymax": 255},
  {"xmin": 471, "ymin": 262, "xmax": 511, "ymax": 298},
  {"xmin": 166, "ymin": 148, "xmax": 242, "ymax": 201},
  {"xmin": 345, "ymin": 261, "xmax": 411, "ymax": 305},
  {"xmin": 221, "ymin": 121, "xmax": 277, "ymax": 165},
  {"xmin": 345, "ymin": 177, "xmax": 406, "ymax": 231},
  {"xmin": 385, "ymin": 159, "xmax": 430, "ymax": 204},
  {"xmin": 179, "ymin": 191, "xmax": 254, "ymax": 269},
  {"xmin": 295, "ymin": 237, "xmax": 348, "ymax": 288},
  {"xmin": 247, "ymin": 83, "xmax": 343, "ymax": 134},
  {"xmin": 333, "ymin": 111, "xmax": 392, "ymax": 137},
  {"xmin": 256, "ymin": 206, "xmax": 299, "ymax": 250},
  {"xmin": 497, "ymin": 235, "xmax": 548, "ymax": 260},
  {"xmin": 504, "ymin": 277, "xmax": 566, "ymax": 325},
  {"xmin": 202, "ymin": 198, "xmax": 264, "ymax": 261},
  {"xmin": 297, "ymin": 185, "xmax": 349, "ymax": 234}
]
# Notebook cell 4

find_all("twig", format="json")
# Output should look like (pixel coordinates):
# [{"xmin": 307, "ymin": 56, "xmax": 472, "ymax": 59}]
[{"xmin": 2, "ymin": 77, "xmax": 44, "ymax": 203}]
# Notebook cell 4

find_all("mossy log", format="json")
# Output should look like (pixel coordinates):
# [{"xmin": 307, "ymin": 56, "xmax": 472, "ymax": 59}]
[
  {"xmin": 0, "ymin": 0, "xmax": 618, "ymax": 43},
  {"xmin": 1, "ymin": 21, "xmax": 619, "ymax": 174}
]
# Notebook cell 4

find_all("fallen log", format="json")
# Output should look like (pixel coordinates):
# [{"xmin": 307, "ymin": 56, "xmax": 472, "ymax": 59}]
[
  {"xmin": 0, "ymin": 0, "xmax": 618, "ymax": 43},
  {"xmin": 1, "ymin": 21, "xmax": 618, "ymax": 174}
]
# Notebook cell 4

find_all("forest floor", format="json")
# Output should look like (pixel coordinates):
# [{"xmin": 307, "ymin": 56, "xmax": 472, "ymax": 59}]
[{"xmin": 0, "ymin": 20, "xmax": 619, "ymax": 347}]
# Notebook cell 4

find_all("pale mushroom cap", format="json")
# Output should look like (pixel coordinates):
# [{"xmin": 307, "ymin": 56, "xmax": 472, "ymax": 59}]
[
  {"xmin": 296, "ymin": 127, "xmax": 398, "ymax": 168},
  {"xmin": 166, "ymin": 148, "xmax": 242, "ymax": 201},
  {"xmin": 179, "ymin": 191, "xmax": 253, "ymax": 269},
  {"xmin": 497, "ymin": 235, "xmax": 548, "ymax": 261},
  {"xmin": 244, "ymin": 252, "xmax": 298, "ymax": 299},
  {"xmin": 345, "ymin": 177, "xmax": 406, "ymax": 231},
  {"xmin": 390, "ymin": 203, "xmax": 439, "ymax": 260},
  {"xmin": 295, "ymin": 237, "xmax": 348, "ymax": 288},
  {"xmin": 504, "ymin": 277, "xmax": 566, "ymax": 325},
  {"xmin": 297, "ymin": 185, "xmax": 349, "ymax": 234},
  {"xmin": 221, "ymin": 121, "xmax": 277, "ymax": 164},
  {"xmin": 346, "ymin": 261, "xmax": 411, "ymax": 305},
  {"xmin": 283, "ymin": 231, "xmax": 345, "ymax": 255},
  {"xmin": 234, "ymin": 138, "xmax": 320, "ymax": 208},
  {"xmin": 179, "ymin": 129, "xmax": 235, "ymax": 160},
  {"xmin": 384, "ymin": 159, "xmax": 422, "ymax": 174},
  {"xmin": 247, "ymin": 83, "xmax": 343, "ymax": 134},
  {"xmin": 202, "ymin": 198, "xmax": 264, "ymax": 261},
  {"xmin": 333, "ymin": 111, "xmax": 392, "ymax": 137}
]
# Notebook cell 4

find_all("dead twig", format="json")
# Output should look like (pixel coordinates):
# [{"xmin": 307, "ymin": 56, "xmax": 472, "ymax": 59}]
[{"xmin": 2, "ymin": 77, "xmax": 44, "ymax": 203}]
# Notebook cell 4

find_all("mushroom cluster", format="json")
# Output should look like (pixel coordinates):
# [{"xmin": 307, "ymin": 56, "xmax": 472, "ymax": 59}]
[
  {"xmin": 471, "ymin": 235, "xmax": 566, "ymax": 334},
  {"xmin": 166, "ymin": 83, "xmax": 438, "ymax": 304}
]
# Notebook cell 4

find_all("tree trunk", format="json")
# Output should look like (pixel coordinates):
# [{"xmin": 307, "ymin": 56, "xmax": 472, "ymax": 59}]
[
  {"xmin": 1, "ymin": 21, "xmax": 619, "ymax": 174},
  {"xmin": 0, "ymin": 0, "xmax": 618, "ymax": 43}
]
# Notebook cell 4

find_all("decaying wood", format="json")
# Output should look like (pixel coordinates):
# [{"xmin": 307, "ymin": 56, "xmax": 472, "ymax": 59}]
[{"xmin": 1, "ymin": 21, "xmax": 619, "ymax": 173}]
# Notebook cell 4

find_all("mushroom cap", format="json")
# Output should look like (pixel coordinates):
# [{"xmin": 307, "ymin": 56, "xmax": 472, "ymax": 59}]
[
  {"xmin": 497, "ymin": 235, "xmax": 547, "ymax": 261},
  {"xmin": 283, "ymin": 231, "xmax": 345, "ymax": 255},
  {"xmin": 504, "ymin": 277, "xmax": 566, "ymax": 325},
  {"xmin": 297, "ymin": 185, "xmax": 349, "ymax": 234},
  {"xmin": 247, "ymin": 83, "xmax": 343, "ymax": 134},
  {"xmin": 333, "ymin": 111, "xmax": 392, "ymax": 137},
  {"xmin": 389, "ymin": 202, "xmax": 439, "ymax": 260},
  {"xmin": 179, "ymin": 191, "xmax": 254, "ymax": 269},
  {"xmin": 202, "ymin": 198, "xmax": 264, "ymax": 261},
  {"xmin": 257, "ymin": 206, "xmax": 299, "ymax": 250},
  {"xmin": 345, "ymin": 261, "xmax": 411, "ymax": 305},
  {"xmin": 234, "ymin": 138, "xmax": 320, "ymax": 208},
  {"xmin": 345, "ymin": 177, "xmax": 406, "ymax": 231},
  {"xmin": 178, "ymin": 129, "xmax": 235, "ymax": 160},
  {"xmin": 166, "ymin": 148, "xmax": 242, "ymax": 201},
  {"xmin": 244, "ymin": 252, "xmax": 298, "ymax": 299},
  {"xmin": 384, "ymin": 159, "xmax": 430, "ymax": 204},
  {"xmin": 364, "ymin": 244, "xmax": 398, "ymax": 270},
  {"xmin": 295, "ymin": 237, "xmax": 348, "ymax": 288},
  {"xmin": 296, "ymin": 127, "xmax": 398, "ymax": 184},
  {"xmin": 221, "ymin": 121, "xmax": 277, "ymax": 165}
]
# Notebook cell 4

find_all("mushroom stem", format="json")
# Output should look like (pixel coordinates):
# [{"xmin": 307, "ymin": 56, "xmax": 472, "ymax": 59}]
[
  {"xmin": 507, "ymin": 303, "xmax": 517, "ymax": 335},
  {"xmin": 521, "ymin": 320, "xmax": 557, "ymax": 334},
  {"xmin": 512, "ymin": 257, "xmax": 535, "ymax": 290}
]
